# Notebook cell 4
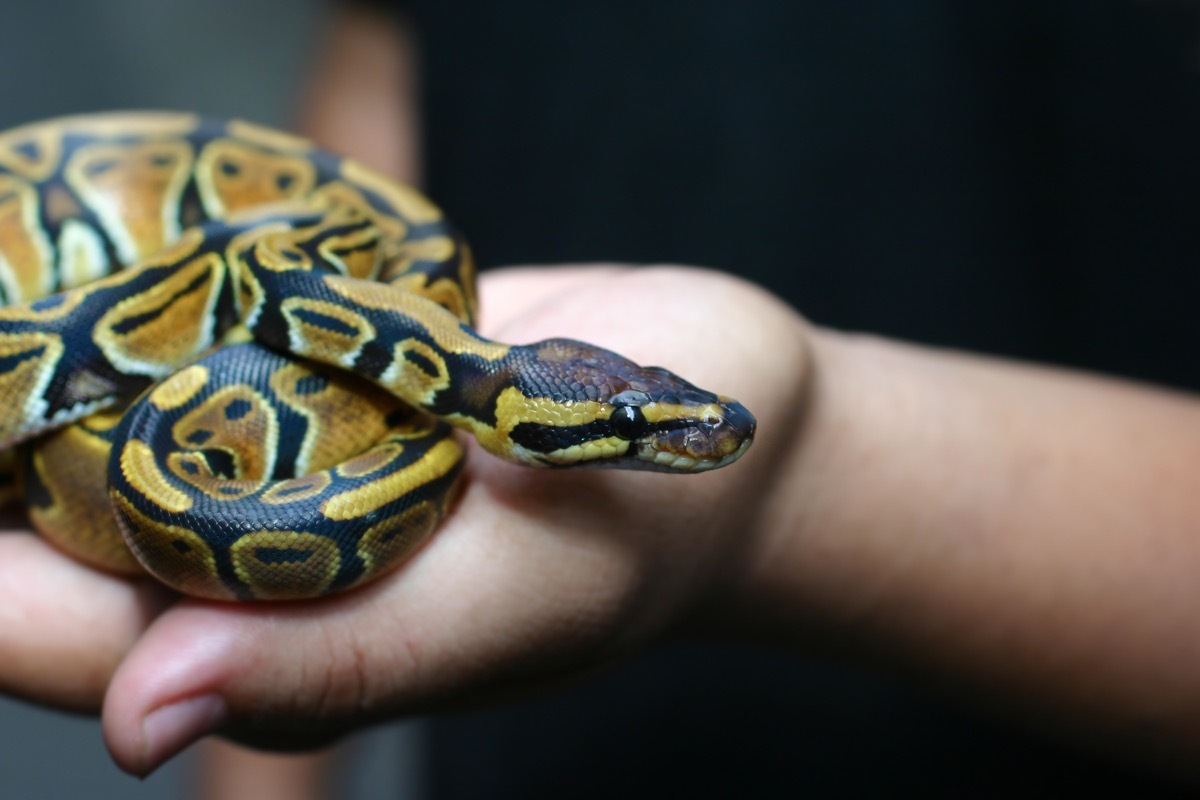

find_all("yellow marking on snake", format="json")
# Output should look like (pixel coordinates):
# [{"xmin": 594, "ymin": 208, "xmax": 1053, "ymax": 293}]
[
  {"xmin": 195, "ymin": 139, "xmax": 317, "ymax": 217},
  {"xmin": 113, "ymin": 492, "xmax": 231, "ymax": 599},
  {"xmin": 280, "ymin": 296, "xmax": 376, "ymax": 366},
  {"xmin": 380, "ymin": 338, "xmax": 451, "ymax": 403},
  {"xmin": 0, "ymin": 125, "xmax": 63, "ymax": 182},
  {"xmin": 57, "ymin": 219, "xmax": 110, "ymax": 290},
  {"xmin": 323, "ymin": 276, "xmax": 510, "ymax": 361},
  {"xmin": 336, "ymin": 442, "xmax": 403, "ymax": 479},
  {"xmin": 150, "ymin": 364, "xmax": 210, "ymax": 410},
  {"xmin": 386, "ymin": 273, "xmax": 472, "ymax": 325},
  {"xmin": 119, "ymin": 439, "xmax": 193, "ymax": 512},
  {"xmin": 640, "ymin": 401, "xmax": 724, "ymax": 425},
  {"xmin": 321, "ymin": 438, "xmax": 461, "ymax": 522},
  {"xmin": 65, "ymin": 139, "xmax": 194, "ymax": 263},
  {"xmin": 0, "ymin": 175, "xmax": 55, "ymax": 302},
  {"xmin": 169, "ymin": 385, "xmax": 278, "ymax": 488},
  {"xmin": 0, "ymin": 331, "xmax": 64, "ymax": 438},
  {"xmin": 269, "ymin": 360, "xmax": 398, "ymax": 474},
  {"xmin": 230, "ymin": 530, "xmax": 341, "ymax": 601},
  {"xmin": 226, "ymin": 120, "xmax": 313, "ymax": 153},
  {"xmin": 30, "ymin": 414, "xmax": 143, "ymax": 574},
  {"xmin": 94, "ymin": 249, "xmax": 226, "ymax": 375},
  {"xmin": 341, "ymin": 159, "xmax": 443, "ymax": 224},
  {"xmin": 0, "ymin": 178, "xmax": 52, "ymax": 294},
  {"xmin": 260, "ymin": 473, "xmax": 333, "ymax": 505},
  {"xmin": 52, "ymin": 112, "xmax": 199, "ymax": 139},
  {"xmin": 357, "ymin": 501, "xmax": 438, "ymax": 575},
  {"xmin": 542, "ymin": 438, "xmax": 631, "ymax": 466}
]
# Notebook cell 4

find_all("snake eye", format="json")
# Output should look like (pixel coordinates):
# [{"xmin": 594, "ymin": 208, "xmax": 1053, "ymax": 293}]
[{"xmin": 610, "ymin": 404, "xmax": 648, "ymax": 440}]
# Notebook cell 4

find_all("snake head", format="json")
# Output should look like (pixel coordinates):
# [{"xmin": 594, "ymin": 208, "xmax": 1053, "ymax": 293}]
[{"xmin": 501, "ymin": 339, "xmax": 756, "ymax": 472}]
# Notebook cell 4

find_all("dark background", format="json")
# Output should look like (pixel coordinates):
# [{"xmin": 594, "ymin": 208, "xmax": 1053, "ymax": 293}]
[
  {"xmin": 410, "ymin": 1, "xmax": 1200, "ymax": 387},
  {"xmin": 4, "ymin": 1, "xmax": 1200, "ymax": 797},
  {"xmin": 398, "ymin": 1, "xmax": 1200, "ymax": 796}
]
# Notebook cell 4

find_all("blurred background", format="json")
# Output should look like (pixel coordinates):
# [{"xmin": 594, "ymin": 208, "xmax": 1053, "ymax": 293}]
[
  {"xmin": 4, "ymin": 0, "xmax": 1200, "ymax": 797},
  {"xmin": 0, "ymin": 2, "xmax": 423, "ymax": 798}
]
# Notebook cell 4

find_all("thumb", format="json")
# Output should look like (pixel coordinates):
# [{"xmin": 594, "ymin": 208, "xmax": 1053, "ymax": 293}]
[{"xmin": 99, "ymin": 465, "xmax": 660, "ymax": 776}]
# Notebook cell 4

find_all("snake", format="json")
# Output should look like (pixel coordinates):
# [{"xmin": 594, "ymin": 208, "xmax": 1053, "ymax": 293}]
[{"xmin": 0, "ymin": 112, "xmax": 756, "ymax": 601}]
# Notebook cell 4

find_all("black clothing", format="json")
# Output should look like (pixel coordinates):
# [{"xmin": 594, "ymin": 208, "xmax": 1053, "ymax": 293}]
[{"xmin": 364, "ymin": 2, "xmax": 1200, "ymax": 795}]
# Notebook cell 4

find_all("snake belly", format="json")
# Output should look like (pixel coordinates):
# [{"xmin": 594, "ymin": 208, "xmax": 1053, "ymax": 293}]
[{"xmin": 0, "ymin": 112, "xmax": 756, "ymax": 601}]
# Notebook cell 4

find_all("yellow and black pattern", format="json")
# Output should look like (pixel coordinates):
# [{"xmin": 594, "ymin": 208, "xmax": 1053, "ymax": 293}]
[
  {"xmin": 0, "ymin": 112, "xmax": 755, "ymax": 601},
  {"xmin": 105, "ymin": 342, "xmax": 460, "ymax": 600}
]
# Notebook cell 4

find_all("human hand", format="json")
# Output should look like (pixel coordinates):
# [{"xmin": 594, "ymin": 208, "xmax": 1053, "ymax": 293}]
[{"xmin": 0, "ymin": 265, "xmax": 807, "ymax": 775}]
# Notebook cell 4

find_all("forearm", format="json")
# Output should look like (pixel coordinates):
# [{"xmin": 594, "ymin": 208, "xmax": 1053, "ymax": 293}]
[{"xmin": 733, "ymin": 325, "xmax": 1200, "ymax": 769}]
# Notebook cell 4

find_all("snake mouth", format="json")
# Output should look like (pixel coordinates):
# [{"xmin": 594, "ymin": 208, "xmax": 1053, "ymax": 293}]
[
  {"xmin": 644, "ymin": 434, "xmax": 754, "ymax": 472},
  {"xmin": 637, "ymin": 398, "xmax": 756, "ymax": 473}
]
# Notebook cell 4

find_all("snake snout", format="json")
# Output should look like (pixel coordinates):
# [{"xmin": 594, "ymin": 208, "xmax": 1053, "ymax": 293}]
[
  {"xmin": 715, "ymin": 396, "xmax": 756, "ymax": 442},
  {"xmin": 695, "ymin": 396, "xmax": 757, "ymax": 466},
  {"xmin": 641, "ymin": 396, "xmax": 756, "ymax": 472}
]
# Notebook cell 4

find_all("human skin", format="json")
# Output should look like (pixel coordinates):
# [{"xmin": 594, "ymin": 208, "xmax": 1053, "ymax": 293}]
[
  {"xmin": 0, "ymin": 265, "xmax": 791, "ymax": 771},
  {"xmin": 3, "ymin": 264, "xmax": 1200, "ymax": 781}
]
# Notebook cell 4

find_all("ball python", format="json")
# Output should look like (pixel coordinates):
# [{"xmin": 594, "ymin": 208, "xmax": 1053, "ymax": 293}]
[{"xmin": 0, "ymin": 112, "xmax": 756, "ymax": 601}]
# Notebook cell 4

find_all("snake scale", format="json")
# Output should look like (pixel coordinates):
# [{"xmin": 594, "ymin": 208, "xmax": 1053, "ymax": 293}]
[{"xmin": 0, "ymin": 112, "xmax": 755, "ymax": 601}]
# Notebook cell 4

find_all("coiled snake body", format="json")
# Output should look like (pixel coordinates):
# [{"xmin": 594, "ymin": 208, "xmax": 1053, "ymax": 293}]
[{"xmin": 0, "ymin": 113, "xmax": 755, "ymax": 600}]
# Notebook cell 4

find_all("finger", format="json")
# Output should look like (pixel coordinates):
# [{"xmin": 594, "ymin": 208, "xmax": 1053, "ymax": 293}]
[
  {"xmin": 0, "ymin": 524, "xmax": 173, "ymax": 711},
  {"xmin": 102, "ymin": 265, "xmax": 796, "ymax": 775},
  {"xmin": 101, "ymin": 462, "xmax": 667, "ymax": 775},
  {"xmin": 475, "ymin": 264, "xmax": 629, "ymax": 334}
]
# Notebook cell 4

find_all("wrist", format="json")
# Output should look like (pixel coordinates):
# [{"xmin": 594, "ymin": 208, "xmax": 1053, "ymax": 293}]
[{"xmin": 710, "ymin": 327, "xmax": 939, "ymax": 652}]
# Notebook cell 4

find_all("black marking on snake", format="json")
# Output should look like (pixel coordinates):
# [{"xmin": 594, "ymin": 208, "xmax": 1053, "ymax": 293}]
[
  {"xmin": 290, "ymin": 307, "xmax": 359, "ymax": 338},
  {"xmin": 276, "ymin": 173, "xmax": 296, "ymax": 192},
  {"xmin": 509, "ymin": 419, "xmax": 613, "ymax": 454},
  {"xmin": 150, "ymin": 153, "xmax": 177, "ymax": 168},
  {"xmin": 274, "ymin": 480, "xmax": 318, "ymax": 497},
  {"xmin": 171, "ymin": 540, "xmax": 191, "ymax": 554},
  {"xmin": 324, "ymin": 239, "xmax": 384, "ymax": 272},
  {"xmin": 254, "ymin": 547, "xmax": 314, "ymax": 565},
  {"xmin": 384, "ymin": 407, "xmax": 418, "ymax": 428},
  {"xmin": 22, "ymin": 451, "xmax": 53, "ymax": 510},
  {"xmin": 345, "ymin": 311, "xmax": 444, "ymax": 376},
  {"xmin": 177, "ymin": 185, "xmax": 206, "ymax": 228},
  {"xmin": 13, "ymin": 139, "xmax": 40, "ymax": 162},
  {"xmin": 293, "ymin": 373, "xmax": 329, "ymax": 395},
  {"xmin": 203, "ymin": 449, "xmax": 237, "ymax": 479},
  {"xmin": 219, "ymin": 159, "xmax": 240, "ymax": 177},
  {"xmin": 30, "ymin": 295, "xmax": 66, "ymax": 312},
  {"xmin": 456, "ymin": 322, "xmax": 492, "ymax": 346},
  {"xmin": 186, "ymin": 429, "xmax": 213, "ymax": 445},
  {"xmin": 418, "ymin": 352, "xmax": 509, "ymax": 426},
  {"xmin": 0, "ymin": 344, "xmax": 46, "ymax": 375},
  {"xmin": 179, "ymin": 460, "xmax": 199, "ymax": 475},
  {"xmin": 109, "ymin": 269, "xmax": 214, "ymax": 335},
  {"xmin": 403, "ymin": 348, "xmax": 440, "ymax": 378},
  {"xmin": 224, "ymin": 398, "xmax": 253, "ymax": 420},
  {"xmin": 84, "ymin": 157, "xmax": 118, "ymax": 177}
]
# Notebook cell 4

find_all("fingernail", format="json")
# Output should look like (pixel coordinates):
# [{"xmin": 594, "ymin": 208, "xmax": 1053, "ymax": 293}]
[{"xmin": 138, "ymin": 694, "xmax": 227, "ymax": 776}]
